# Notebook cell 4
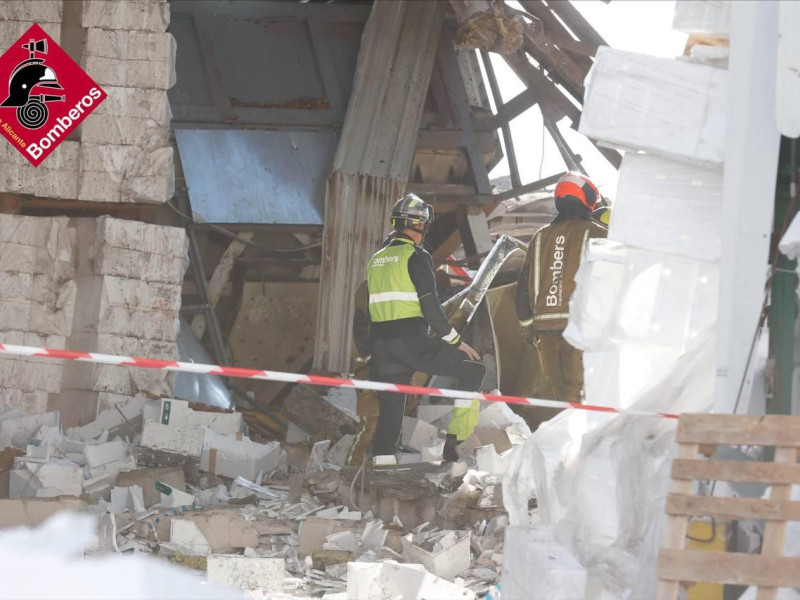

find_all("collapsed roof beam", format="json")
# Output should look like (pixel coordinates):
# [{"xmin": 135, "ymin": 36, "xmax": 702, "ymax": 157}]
[
  {"xmin": 545, "ymin": 0, "xmax": 610, "ymax": 49},
  {"xmin": 517, "ymin": 0, "xmax": 595, "ymax": 67},
  {"xmin": 481, "ymin": 49, "xmax": 522, "ymax": 188}
]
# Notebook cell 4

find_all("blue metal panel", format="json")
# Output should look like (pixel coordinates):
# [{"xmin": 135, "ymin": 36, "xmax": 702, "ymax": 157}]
[
  {"xmin": 176, "ymin": 129, "xmax": 336, "ymax": 225},
  {"xmin": 168, "ymin": 1, "xmax": 370, "ymax": 126}
]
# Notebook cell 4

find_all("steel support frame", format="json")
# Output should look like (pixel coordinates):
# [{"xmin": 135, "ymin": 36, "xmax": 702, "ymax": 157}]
[{"xmin": 439, "ymin": 27, "xmax": 492, "ymax": 196}]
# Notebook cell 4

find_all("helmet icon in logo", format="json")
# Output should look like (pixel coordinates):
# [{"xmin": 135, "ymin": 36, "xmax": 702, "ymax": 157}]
[{"xmin": 0, "ymin": 38, "xmax": 64, "ymax": 129}]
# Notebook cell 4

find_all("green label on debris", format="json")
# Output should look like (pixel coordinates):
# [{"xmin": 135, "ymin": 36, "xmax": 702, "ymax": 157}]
[
  {"xmin": 161, "ymin": 400, "xmax": 171, "ymax": 425},
  {"xmin": 155, "ymin": 480, "xmax": 172, "ymax": 495}
]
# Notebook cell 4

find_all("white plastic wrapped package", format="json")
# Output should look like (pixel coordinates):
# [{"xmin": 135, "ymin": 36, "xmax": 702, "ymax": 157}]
[
  {"xmin": 610, "ymin": 154, "xmax": 723, "ymax": 262},
  {"xmin": 502, "ymin": 333, "xmax": 716, "ymax": 599},
  {"xmin": 554, "ymin": 333, "xmax": 715, "ymax": 600},
  {"xmin": 583, "ymin": 346, "xmax": 682, "ymax": 410},
  {"xmin": 673, "ymin": 0, "xmax": 730, "ymax": 35},
  {"xmin": 565, "ymin": 239, "xmax": 718, "ymax": 352},
  {"xmin": 580, "ymin": 47, "xmax": 727, "ymax": 165},
  {"xmin": 563, "ymin": 240, "xmax": 627, "ymax": 352},
  {"xmin": 502, "ymin": 409, "xmax": 613, "ymax": 527}
]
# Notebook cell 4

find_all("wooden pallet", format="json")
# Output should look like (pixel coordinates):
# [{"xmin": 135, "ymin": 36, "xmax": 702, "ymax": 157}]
[{"xmin": 657, "ymin": 414, "xmax": 800, "ymax": 600}]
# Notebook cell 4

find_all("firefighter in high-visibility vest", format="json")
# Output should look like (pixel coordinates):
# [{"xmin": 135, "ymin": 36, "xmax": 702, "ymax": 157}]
[
  {"xmin": 516, "ymin": 173, "xmax": 608, "ymax": 402},
  {"xmin": 362, "ymin": 194, "xmax": 485, "ymax": 466}
]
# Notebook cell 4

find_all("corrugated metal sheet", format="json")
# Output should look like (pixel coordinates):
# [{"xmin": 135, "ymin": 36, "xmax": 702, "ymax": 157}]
[
  {"xmin": 313, "ymin": 0, "xmax": 446, "ymax": 372},
  {"xmin": 175, "ymin": 129, "xmax": 336, "ymax": 225},
  {"xmin": 314, "ymin": 171, "xmax": 403, "ymax": 371}
]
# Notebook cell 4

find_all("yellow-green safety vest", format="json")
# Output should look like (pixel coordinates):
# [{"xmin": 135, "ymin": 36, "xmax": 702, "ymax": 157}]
[{"xmin": 366, "ymin": 238, "xmax": 423, "ymax": 323}]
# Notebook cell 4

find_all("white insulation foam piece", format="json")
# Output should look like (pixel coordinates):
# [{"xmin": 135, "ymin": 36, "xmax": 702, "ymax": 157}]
[
  {"xmin": 610, "ymin": 154, "xmax": 723, "ymax": 262},
  {"xmin": 673, "ymin": 0, "xmax": 730, "ymax": 35},
  {"xmin": 580, "ymin": 47, "xmax": 727, "ymax": 165},
  {"xmin": 564, "ymin": 240, "xmax": 719, "ymax": 352}
]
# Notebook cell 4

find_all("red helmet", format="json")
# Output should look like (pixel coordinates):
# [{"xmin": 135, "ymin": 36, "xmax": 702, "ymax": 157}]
[{"xmin": 554, "ymin": 173, "xmax": 601, "ymax": 212}]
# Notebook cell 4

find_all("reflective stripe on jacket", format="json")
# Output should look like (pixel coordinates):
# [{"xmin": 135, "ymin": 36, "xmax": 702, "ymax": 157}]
[{"xmin": 516, "ymin": 215, "xmax": 607, "ymax": 332}]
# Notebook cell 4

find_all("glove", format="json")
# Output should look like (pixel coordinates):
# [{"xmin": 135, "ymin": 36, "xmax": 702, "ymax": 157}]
[{"xmin": 520, "ymin": 327, "xmax": 537, "ymax": 347}]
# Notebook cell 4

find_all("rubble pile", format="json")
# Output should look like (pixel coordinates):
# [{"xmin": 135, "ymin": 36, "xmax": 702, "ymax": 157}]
[{"xmin": 0, "ymin": 386, "xmax": 534, "ymax": 598}]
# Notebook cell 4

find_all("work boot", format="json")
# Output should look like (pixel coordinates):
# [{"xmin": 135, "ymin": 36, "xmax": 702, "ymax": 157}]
[{"xmin": 443, "ymin": 434, "xmax": 459, "ymax": 462}]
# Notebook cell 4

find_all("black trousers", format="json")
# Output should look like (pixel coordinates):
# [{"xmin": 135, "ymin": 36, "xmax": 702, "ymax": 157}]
[{"xmin": 370, "ymin": 333, "xmax": 486, "ymax": 456}]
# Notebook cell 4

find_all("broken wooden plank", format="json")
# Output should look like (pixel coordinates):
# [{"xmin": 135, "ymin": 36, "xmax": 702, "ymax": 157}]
[
  {"xmin": 283, "ymin": 384, "xmax": 356, "ymax": 439},
  {"xmin": 191, "ymin": 231, "xmax": 254, "ymax": 340}
]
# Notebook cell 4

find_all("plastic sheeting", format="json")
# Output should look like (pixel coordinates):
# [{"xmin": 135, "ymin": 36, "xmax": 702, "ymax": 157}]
[
  {"xmin": 610, "ymin": 154, "xmax": 724, "ymax": 263},
  {"xmin": 580, "ymin": 47, "xmax": 727, "ymax": 165},
  {"xmin": 583, "ymin": 347, "xmax": 682, "ymax": 410},
  {"xmin": 173, "ymin": 317, "xmax": 232, "ymax": 409},
  {"xmin": 503, "ymin": 333, "xmax": 716, "ymax": 600},
  {"xmin": 564, "ymin": 240, "xmax": 718, "ymax": 352}
]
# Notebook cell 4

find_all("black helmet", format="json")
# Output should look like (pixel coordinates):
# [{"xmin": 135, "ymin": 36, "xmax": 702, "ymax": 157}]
[{"xmin": 391, "ymin": 193, "xmax": 434, "ymax": 236}]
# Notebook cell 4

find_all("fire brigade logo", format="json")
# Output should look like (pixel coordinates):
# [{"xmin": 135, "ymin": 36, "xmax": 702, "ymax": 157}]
[{"xmin": 0, "ymin": 24, "xmax": 106, "ymax": 166}]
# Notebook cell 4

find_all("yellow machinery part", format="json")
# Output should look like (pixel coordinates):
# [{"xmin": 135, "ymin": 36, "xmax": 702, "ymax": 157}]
[{"xmin": 686, "ymin": 518, "xmax": 725, "ymax": 600}]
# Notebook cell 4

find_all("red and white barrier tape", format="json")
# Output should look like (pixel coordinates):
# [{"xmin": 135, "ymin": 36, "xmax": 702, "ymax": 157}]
[{"xmin": 0, "ymin": 343, "xmax": 678, "ymax": 420}]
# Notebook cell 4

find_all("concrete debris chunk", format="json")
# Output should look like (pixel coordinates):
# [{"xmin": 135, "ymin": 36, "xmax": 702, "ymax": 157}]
[
  {"xmin": 65, "ymin": 394, "xmax": 146, "ymax": 442},
  {"xmin": 346, "ymin": 561, "xmax": 476, "ymax": 600},
  {"xmin": 110, "ymin": 485, "xmax": 145, "ymax": 514},
  {"xmin": 401, "ymin": 416, "xmax": 439, "ymax": 452},
  {"xmin": 201, "ymin": 431, "xmax": 281, "ymax": 481},
  {"xmin": 207, "ymin": 555, "xmax": 284, "ymax": 592},
  {"xmin": 169, "ymin": 519, "xmax": 211, "ymax": 556},
  {"xmin": 475, "ymin": 445, "xmax": 510, "ymax": 477},
  {"xmin": 10, "ymin": 457, "xmax": 83, "ymax": 498},
  {"xmin": 157, "ymin": 480, "xmax": 195, "ymax": 508},
  {"xmin": 84, "ymin": 439, "xmax": 136, "ymax": 479},
  {"xmin": 157, "ymin": 509, "xmax": 259, "ymax": 554},
  {"xmin": 116, "ymin": 466, "xmax": 185, "ymax": 509},
  {"xmin": 141, "ymin": 421, "xmax": 204, "ymax": 457},
  {"xmin": 0, "ymin": 411, "xmax": 59, "ymax": 449},
  {"xmin": 402, "ymin": 529, "xmax": 472, "ymax": 581},
  {"xmin": 155, "ymin": 398, "xmax": 244, "ymax": 434}
]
